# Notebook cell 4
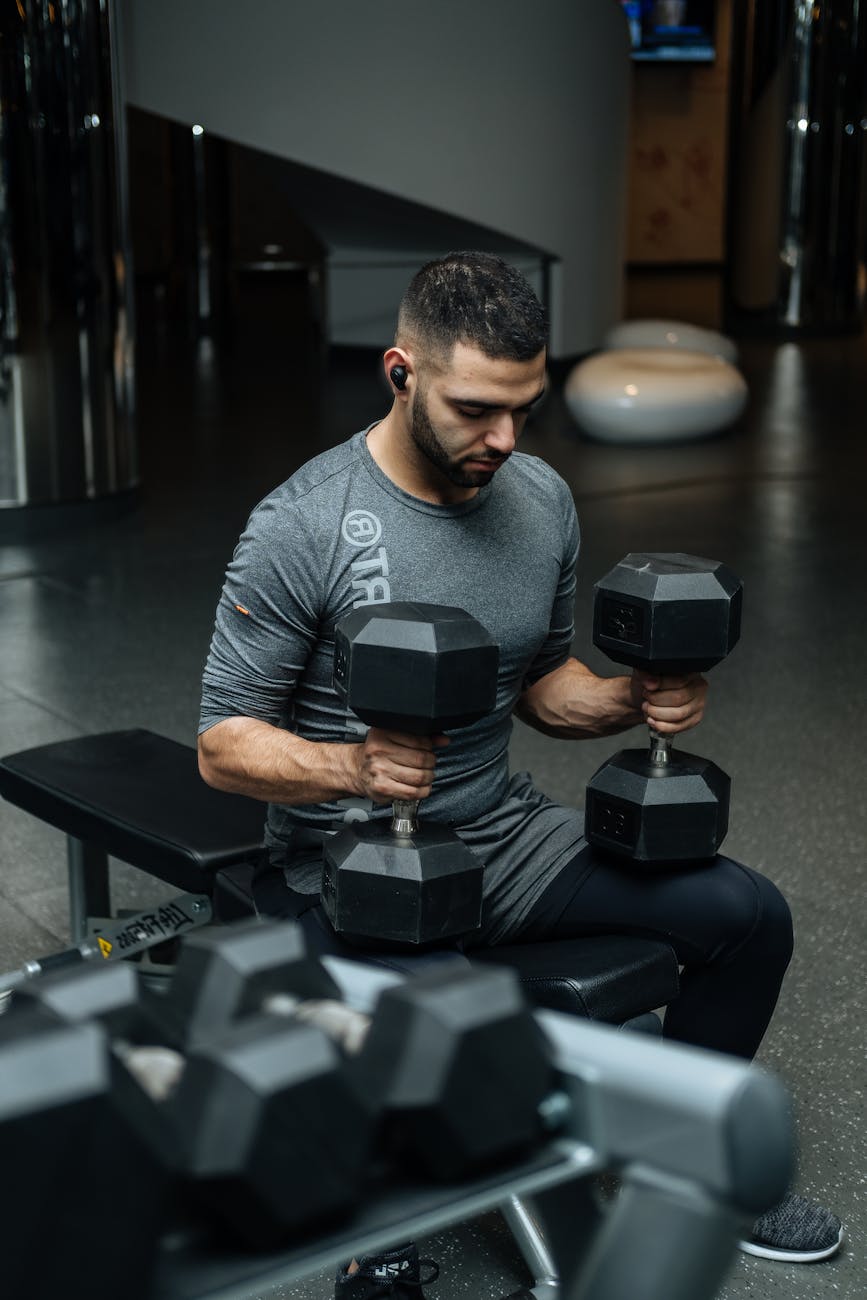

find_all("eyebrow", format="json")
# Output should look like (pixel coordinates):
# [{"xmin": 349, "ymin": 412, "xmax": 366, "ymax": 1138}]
[{"xmin": 448, "ymin": 386, "xmax": 547, "ymax": 413}]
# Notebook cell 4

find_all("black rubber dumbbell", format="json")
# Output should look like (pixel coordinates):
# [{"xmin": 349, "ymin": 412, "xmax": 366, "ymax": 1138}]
[
  {"xmin": 6, "ymin": 954, "xmax": 373, "ymax": 1249},
  {"xmin": 0, "ymin": 970, "xmax": 168, "ymax": 1297},
  {"xmin": 322, "ymin": 601, "xmax": 499, "ymax": 946},
  {"xmin": 585, "ymin": 553, "xmax": 742, "ymax": 866},
  {"xmin": 148, "ymin": 919, "xmax": 560, "ymax": 1183},
  {"xmin": 8, "ymin": 920, "xmax": 559, "ymax": 1245}
]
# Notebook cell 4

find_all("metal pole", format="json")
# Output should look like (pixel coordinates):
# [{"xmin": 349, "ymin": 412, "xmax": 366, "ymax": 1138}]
[
  {"xmin": 0, "ymin": 0, "xmax": 137, "ymax": 517},
  {"xmin": 726, "ymin": 0, "xmax": 867, "ymax": 334}
]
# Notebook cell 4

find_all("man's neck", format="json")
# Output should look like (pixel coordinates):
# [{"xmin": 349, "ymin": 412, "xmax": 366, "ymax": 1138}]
[{"xmin": 365, "ymin": 412, "xmax": 479, "ymax": 506}]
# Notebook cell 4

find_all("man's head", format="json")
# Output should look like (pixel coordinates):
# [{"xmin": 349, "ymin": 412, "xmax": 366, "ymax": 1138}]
[
  {"xmin": 395, "ymin": 251, "xmax": 548, "ymax": 365},
  {"xmin": 381, "ymin": 253, "xmax": 548, "ymax": 499}
]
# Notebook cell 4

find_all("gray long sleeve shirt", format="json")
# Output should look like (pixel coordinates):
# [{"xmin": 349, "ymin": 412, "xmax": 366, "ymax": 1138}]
[{"xmin": 199, "ymin": 428, "xmax": 590, "ymax": 943}]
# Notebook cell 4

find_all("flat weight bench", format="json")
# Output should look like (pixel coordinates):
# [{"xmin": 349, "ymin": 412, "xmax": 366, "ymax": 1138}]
[{"xmin": 0, "ymin": 729, "xmax": 679, "ymax": 1029}]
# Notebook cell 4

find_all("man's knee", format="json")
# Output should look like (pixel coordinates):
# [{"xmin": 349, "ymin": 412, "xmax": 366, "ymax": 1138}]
[
  {"xmin": 756, "ymin": 870, "xmax": 795, "ymax": 963},
  {"xmin": 718, "ymin": 859, "xmax": 794, "ymax": 966}
]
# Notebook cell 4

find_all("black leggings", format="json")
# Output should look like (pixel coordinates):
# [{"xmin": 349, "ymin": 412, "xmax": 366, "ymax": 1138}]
[{"xmin": 513, "ymin": 848, "xmax": 794, "ymax": 1061}]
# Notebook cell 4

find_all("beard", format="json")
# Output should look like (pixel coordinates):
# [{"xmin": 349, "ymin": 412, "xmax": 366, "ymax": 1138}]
[{"xmin": 409, "ymin": 387, "xmax": 507, "ymax": 488}]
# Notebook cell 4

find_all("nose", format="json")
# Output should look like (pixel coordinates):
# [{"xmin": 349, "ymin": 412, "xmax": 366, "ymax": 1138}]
[{"xmin": 484, "ymin": 412, "xmax": 518, "ymax": 455}]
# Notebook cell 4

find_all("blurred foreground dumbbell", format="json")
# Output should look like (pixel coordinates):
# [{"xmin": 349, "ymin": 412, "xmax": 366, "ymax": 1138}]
[
  {"xmin": 148, "ymin": 920, "xmax": 559, "ymax": 1184},
  {"xmin": 0, "ymin": 973, "xmax": 167, "ymax": 1298},
  {"xmin": 4, "ymin": 952, "xmax": 372, "ymax": 1249},
  {"xmin": 323, "ymin": 602, "xmax": 499, "ymax": 945},
  {"xmin": 585, "ymin": 553, "xmax": 742, "ymax": 865},
  {"xmin": 3, "ymin": 920, "xmax": 559, "ymax": 1252}
]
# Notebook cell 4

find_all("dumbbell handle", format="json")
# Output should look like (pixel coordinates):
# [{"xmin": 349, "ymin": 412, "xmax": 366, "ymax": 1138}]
[
  {"xmin": 648, "ymin": 729, "xmax": 673, "ymax": 767},
  {"xmin": 391, "ymin": 799, "xmax": 420, "ymax": 836},
  {"xmin": 124, "ymin": 995, "xmax": 370, "ymax": 1102},
  {"xmin": 0, "ymin": 944, "xmax": 97, "ymax": 998},
  {"xmin": 267, "ymin": 993, "xmax": 370, "ymax": 1052}
]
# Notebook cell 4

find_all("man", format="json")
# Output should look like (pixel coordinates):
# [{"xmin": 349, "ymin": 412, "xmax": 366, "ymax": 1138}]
[{"xmin": 199, "ymin": 253, "xmax": 842, "ymax": 1296}]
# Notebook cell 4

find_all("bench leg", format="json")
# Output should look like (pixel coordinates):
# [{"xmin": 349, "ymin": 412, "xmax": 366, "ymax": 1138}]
[
  {"xmin": 67, "ymin": 837, "xmax": 111, "ymax": 944},
  {"xmin": 501, "ymin": 1196, "xmax": 559, "ymax": 1296}
]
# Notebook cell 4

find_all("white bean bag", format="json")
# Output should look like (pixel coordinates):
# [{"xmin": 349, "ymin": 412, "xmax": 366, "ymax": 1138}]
[
  {"xmin": 603, "ymin": 319, "xmax": 738, "ymax": 364},
  {"xmin": 564, "ymin": 347, "xmax": 747, "ymax": 444}
]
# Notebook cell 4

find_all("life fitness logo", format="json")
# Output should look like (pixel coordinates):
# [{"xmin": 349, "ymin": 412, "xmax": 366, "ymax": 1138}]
[{"xmin": 342, "ymin": 510, "xmax": 382, "ymax": 548}]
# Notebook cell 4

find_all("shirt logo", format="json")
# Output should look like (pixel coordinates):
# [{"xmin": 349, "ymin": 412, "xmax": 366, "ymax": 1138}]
[{"xmin": 342, "ymin": 509, "xmax": 382, "ymax": 547}]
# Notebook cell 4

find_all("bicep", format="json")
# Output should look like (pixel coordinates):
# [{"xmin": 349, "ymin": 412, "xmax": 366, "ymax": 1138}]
[
  {"xmin": 199, "ymin": 522, "xmax": 321, "ymax": 732},
  {"xmin": 521, "ymin": 495, "xmax": 580, "ymax": 690}
]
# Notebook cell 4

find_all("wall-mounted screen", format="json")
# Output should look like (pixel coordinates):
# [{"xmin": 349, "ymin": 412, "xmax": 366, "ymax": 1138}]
[{"xmin": 621, "ymin": 1, "xmax": 716, "ymax": 63}]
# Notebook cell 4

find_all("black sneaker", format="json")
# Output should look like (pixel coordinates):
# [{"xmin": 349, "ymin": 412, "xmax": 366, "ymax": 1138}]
[
  {"xmin": 334, "ymin": 1243, "xmax": 439, "ymax": 1298},
  {"xmin": 738, "ymin": 1193, "xmax": 844, "ymax": 1262}
]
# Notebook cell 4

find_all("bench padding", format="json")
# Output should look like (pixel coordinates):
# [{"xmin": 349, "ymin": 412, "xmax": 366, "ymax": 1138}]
[
  {"xmin": 0, "ymin": 730, "xmax": 265, "ymax": 893},
  {"xmin": 472, "ymin": 935, "xmax": 675, "ymax": 1024}
]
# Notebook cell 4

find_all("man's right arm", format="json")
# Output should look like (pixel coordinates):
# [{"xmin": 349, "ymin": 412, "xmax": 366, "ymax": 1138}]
[
  {"xmin": 198, "ymin": 716, "xmax": 446, "ymax": 806},
  {"xmin": 199, "ymin": 495, "xmax": 445, "ymax": 809}
]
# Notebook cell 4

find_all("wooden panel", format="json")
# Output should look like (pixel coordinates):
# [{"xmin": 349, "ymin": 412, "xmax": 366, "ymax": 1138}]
[{"xmin": 626, "ymin": 0, "xmax": 733, "ymax": 264}]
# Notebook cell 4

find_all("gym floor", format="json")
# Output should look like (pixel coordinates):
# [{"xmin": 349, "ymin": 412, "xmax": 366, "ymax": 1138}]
[{"xmin": 0, "ymin": 270, "xmax": 864, "ymax": 1299}]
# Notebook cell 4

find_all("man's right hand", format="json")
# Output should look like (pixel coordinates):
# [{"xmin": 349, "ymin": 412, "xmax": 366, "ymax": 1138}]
[
  {"xmin": 353, "ymin": 728, "xmax": 449, "ymax": 805},
  {"xmin": 198, "ymin": 716, "xmax": 450, "ymax": 809}
]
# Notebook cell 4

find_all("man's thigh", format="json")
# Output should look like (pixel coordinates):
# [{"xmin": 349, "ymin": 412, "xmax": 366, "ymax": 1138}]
[{"xmin": 513, "ymin": 846, "xmax": 789, "ymax": 967}]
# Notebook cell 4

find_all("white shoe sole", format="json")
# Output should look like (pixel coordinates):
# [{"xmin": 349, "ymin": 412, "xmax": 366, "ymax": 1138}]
[{"xmin": 737, "ymin": 1224, "xmax": 845, "ymax": 1263}]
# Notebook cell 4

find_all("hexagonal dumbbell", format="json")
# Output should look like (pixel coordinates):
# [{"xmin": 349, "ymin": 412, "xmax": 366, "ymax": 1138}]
[
  {"xmin": 5, "ymin": 922, "xmax": 561, "ymax": 1248},
  {"xmin": 0, "ymin": 966, "xmax": 171, "ymax": 1295},
  {"xmin": 323, "ymin": 602, "xmax": 499, "ymax": 946},
  {"xmin": 157, "ymin": 1012, "xmax": 374, "ymax": 1247},
  {"xmin": 149, "ymin": 920, "xmax": 559, "ymax": 1184},
  {"xmin": 585, "ymin": 553, "xmax": 743, "ymax": 865},
  {"xmin": 6, "ymin": 943, "xmax": 375, "ymax": 1250}
]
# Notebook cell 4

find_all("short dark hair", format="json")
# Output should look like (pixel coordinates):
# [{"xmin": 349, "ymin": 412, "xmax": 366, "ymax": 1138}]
[{"xmin": 396, "ymin": 251, "xmax": 548, "ymax": 363}]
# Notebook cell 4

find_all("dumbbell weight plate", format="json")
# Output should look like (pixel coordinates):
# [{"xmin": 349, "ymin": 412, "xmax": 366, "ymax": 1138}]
[
  {"xmin": 586, "ymin": 748, "xmax": 730, "ymax": 864},
  {"xmin": 163, "ymin": 1013, "xmax": 375, "ymax": 1247},
  {"xmin": 351, "ymin": 962, "xmax": 558, "ymax": 1181},
  {"xmin": 333, "ymin": 602, "xmax": 498, "ymax": 733},
  {"xmin": 0, "ymin": 1012, "xmax": 166, "ymax": 1298},
  {"xmin": 322, "ymin": 821, "xmax": 484, "ymax": 947},
  {"xmin": 593, "ymin": 553, "xmax": 742, "ymax": 674}
]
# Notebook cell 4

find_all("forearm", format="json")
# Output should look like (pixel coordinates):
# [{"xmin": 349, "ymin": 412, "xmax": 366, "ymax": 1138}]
[
  {"xmin": 198, "ymin": 717, "xmax": 363, "ymax": 805},
  {"xmin": 515, "ymin": 658, "xmax": 644, "ymax": 739}
]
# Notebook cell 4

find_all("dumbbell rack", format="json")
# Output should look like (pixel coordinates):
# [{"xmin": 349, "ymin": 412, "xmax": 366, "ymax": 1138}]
[
  {"xmin": 152, "ymin": 1138, "xmax": 592, "ymax": 1300},
  {"xmin": 147, "ymin": 960, "xmax": 794, "ymax": 1300}
]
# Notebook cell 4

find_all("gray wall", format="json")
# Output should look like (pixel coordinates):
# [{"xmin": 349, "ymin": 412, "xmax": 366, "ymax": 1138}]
[{"xmin": 119, "ymin": 0, "xmax": 631, "ymax": 356}]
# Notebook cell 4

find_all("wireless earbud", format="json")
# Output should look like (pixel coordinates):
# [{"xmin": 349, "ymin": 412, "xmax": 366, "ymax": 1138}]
[{"xmin": 390, "ymin": 365, "xmax": 408, "ymax": 391}]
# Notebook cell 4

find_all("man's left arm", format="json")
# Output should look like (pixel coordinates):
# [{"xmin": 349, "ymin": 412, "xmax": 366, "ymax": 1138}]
[
  {"xmin": 514, "ymin": 659, "xmax": 708, "ymax": 740},
  {"xmin": 514, "ymin": 479, "xmax": 707, "ymax": 740}
]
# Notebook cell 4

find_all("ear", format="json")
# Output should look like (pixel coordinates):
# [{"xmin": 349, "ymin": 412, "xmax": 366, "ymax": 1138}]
[{"xmin": 383, "ymin": 347, "xmax": 412, "ymax": 397}]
